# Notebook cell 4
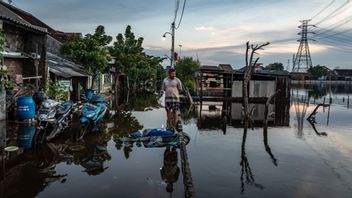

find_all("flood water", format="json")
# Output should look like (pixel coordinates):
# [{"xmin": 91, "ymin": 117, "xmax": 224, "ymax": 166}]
[{"xmin": 1, "ymin": 84, "xmax": 352, "ymax": 198}]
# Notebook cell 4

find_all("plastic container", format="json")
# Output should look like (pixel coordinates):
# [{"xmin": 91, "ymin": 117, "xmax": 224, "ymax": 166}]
[
  {"xmin": 17, "ymin": 96, "xmax": 35, "ymax": 120},
  {"xmin": 17, "ymin": 125, "xmax": 36, "ymax": 149}
]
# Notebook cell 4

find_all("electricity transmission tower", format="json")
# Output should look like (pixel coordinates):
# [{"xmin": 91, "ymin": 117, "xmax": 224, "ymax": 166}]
[{"xmin": 292, "ymin": 20, "xmax": 315, "ymax": 72}]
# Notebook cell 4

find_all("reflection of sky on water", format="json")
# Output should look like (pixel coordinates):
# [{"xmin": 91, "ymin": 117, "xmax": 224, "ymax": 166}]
[{"xmin": 2, "ymin": 88, "xmax": 352, "ymax": 197}]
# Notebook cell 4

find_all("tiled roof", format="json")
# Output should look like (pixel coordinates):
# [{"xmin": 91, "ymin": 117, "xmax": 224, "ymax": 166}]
[
  {"xmin": 0, "ymin": 3, "xmax": 47, "ymax": 33},
  {"xmin": 0, "ymin": 1, "xmax": 53, "ymax": 31},
  {"xmin": 0, "ymin": 1, "xmax": 80, "ymax": 42}
]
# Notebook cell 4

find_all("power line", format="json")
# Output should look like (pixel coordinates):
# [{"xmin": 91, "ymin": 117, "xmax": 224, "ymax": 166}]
[
  {"xmin": 315, "ymin": 37, "xmax": 352, "ymax": 49},
  {"xmin": 173, "ymin": 0, "xmax": 180, "ymax": 24},
  {"xmin": 315, "ymin": 40, "xmax": 352, "ymax": 53},
  {"xmin": 318, "ymin": 36, "xmax": 352, "ymax": 46},
  {"xmin": 314, "ymin": 26, "xmax": 352, "ymax": 39},
  {"xmin": 320, "ymin": 28, "xmax": 352, "ymax": 40},
  {"xmin": 313, "ymin": 15, "xmax": 352, "ymax": 37},
  {"xmin": 315, "ymin": 0, "xmax": 351, "ymax": 25},
  {"xmin": 311, "ymin": 0, "xmax": 336, "ymax": 21},
  {"xmin": 175, "ymin": 0, "xmax": 187, "ymax": 29},
  {"xmin": 314, "ymin": 28, "xmax": 352, "ymax": 42}
]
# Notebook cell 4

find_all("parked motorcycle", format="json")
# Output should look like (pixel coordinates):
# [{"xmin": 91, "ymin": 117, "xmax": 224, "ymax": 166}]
[
  {"xmin": 36, "ymin": 99, "xmax": 74, "ymax": 141},
  {"xmin": 74, "ymin": 91, "xmax": 108, "ymax": 141}
]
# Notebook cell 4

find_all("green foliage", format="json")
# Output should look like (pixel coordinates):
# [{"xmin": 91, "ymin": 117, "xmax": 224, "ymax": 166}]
[
  {"xmin": 308, "ymin": 65, "xmax": 329, "ymax": 78},
  {"xmin": 174, "ymin": 56, "xmax": 200, "ymax": 94},
  {"xmin": 265, "ymin": 62, "xmax": 284, "ymax": 71},
  {"xmin": 43, "ymin": 80, "xmax": 68, "ymax": 101},
  {"xmin": 109, "ymin": 25, "xmax": 165, "ymax": 93},
  {"xmin": 60, "ymin": 25, "xmax": 112, "ymax": 88}
]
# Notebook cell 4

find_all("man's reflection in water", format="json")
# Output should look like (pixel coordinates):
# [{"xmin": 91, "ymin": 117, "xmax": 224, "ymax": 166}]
[{"xmin": 160, "ymin": 146, "xmax": 180, "ymax": 193}]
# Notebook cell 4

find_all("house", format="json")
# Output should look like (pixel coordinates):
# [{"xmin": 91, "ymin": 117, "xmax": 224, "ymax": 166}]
[
  {"xmin": 0, "ymin": 2, "xmax": 48, "ymax": 85},
  {"xmin": 198, "ymin": 65, "xmax": 225, "ymax": 97},
  {"xmin": 196, "ymin": 63, "xmax": 290, "ymax": 127},
  {"xmin": 333, "ymin": 69, "xmax": 352, "ymax": 80},
  {"xmin": 0, "ymin": 1, "xmax": 91, "ymax": 98},
  {"xmin": 47, "ymin": 52, "xmax": 89, "ymax": 100}
]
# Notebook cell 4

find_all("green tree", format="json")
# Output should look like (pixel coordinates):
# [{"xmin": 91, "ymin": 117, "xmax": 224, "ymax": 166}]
[
  {"xmin": 109, "ymin": 25, "xmax": 164, "ymax": 94},
  {"xmin": 265, "ymin": 62, "xmax": 284, "ymax": 71},
  {"xmin": 308, "ymin": 65, "xmax": 328, "ymax": 79},
  {"xmin": 174, "ymin": 56, "xmax": 200, "ymax": 94},
  {"xmin": 60, "ymin": 25, "xmax": 112, "ymax": 88}
]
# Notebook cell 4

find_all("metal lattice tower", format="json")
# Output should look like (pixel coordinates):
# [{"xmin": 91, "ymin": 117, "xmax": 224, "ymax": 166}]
[{"xmin": 292, "ymin": 20, "xmax": 315, "ymax": 72}]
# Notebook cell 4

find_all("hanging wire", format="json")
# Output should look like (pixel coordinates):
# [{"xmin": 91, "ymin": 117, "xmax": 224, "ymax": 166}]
[
  {"xmin": 315, "ymin": 38, "xmax": 352, "ymax": 51},
  {"xmin": 173, "ymin": 0, "xmax": 180, "ymax": 23},
  {"xmin": 313, "ymin": 15, "xmax": 352, "ymax": 36},
  {"xmin": 175, "ymin": 0, "xmax": 187, "ymax": 29},
  {"xmin": 314, "ymin": 0, "xmax": 351, "ymax": 25},
  {"xmin": 322, "ymin": 14, "xmax": 352, "ymax": 31},
  {"xmin": 316, "ymin": 27, "xmax": 352, "ymax": 40},
  {"xmin": 310, "ymin": 0, "xmax": 336, "ymax": 21}
]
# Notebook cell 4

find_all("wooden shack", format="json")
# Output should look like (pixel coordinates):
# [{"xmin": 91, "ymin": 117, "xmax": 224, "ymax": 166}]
[{"xmin": 195, "ymin": 66, "xmax": 290, "ymax": 127}]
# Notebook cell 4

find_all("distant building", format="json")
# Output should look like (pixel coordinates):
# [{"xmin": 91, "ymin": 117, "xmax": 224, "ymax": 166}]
[{"xmin": 333, "ymin": 69, "xmax": 352, "ymax": 80}]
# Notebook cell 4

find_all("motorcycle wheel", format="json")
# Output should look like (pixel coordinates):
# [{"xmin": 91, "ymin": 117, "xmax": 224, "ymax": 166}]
[{"xmin": 74, "ymin": 124, "xmax": 88, "ymax": 141}]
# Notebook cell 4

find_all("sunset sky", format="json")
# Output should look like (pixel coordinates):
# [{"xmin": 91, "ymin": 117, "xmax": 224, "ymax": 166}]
[{"xmin": 11, "ymin": 0, "xmax": 352, "ymax": 69}]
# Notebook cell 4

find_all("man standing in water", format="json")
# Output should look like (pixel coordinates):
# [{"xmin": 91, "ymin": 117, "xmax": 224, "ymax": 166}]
[{"xmin": 161, "ymin": 68, "xmax": 182, "ymax": 131}]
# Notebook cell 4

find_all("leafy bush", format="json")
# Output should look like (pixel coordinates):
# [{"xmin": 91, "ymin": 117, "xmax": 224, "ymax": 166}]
[{"xmin": 44, "ymin": 80, "xmax": 69, "ymax": 101}]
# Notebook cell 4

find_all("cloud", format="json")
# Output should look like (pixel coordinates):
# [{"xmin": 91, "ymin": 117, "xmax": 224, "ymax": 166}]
[{"xmin": 195, "ymin": 26, "xmax": 215, "ymax": 31}]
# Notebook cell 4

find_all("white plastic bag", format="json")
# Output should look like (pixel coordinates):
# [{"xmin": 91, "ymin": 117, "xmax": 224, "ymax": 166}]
[{"xmin": 158, "ymin": 91, "xmax": 165, "ymax": 107}]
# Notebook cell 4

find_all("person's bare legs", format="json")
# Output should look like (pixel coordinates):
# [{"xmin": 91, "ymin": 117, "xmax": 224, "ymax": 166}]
[{"xmin": 167, "ymin": 111, "xmax": 173, "ymax": 129}]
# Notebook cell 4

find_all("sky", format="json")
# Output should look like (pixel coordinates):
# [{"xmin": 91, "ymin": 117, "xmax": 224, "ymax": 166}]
[{"xmin": 8, "ymin": 0, "xmax": 352, "ymax": 69}]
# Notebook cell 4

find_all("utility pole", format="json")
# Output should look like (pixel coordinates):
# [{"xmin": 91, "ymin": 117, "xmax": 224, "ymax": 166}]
[
  {"xmin": 292, "ymin": 20, "xmax": 315, "ymax": 72},
  {"xmin": 171, "ymin": 22, "xmax": 175, "ymax": 68}
]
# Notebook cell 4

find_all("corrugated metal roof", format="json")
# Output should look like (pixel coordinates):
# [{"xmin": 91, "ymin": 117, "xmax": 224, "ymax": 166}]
[{"xmin": 47, "ymin": 52, "xmax": 88, "ymax": 78}]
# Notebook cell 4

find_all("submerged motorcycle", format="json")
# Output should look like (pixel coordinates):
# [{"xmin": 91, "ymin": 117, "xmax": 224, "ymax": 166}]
[
  {"xmin": 74, "ymin": 90, "xmax": 108, "ymax": 141},
  {"xmin": 37, "ymin": 99, "xmax": 74, "ymax": 141}
]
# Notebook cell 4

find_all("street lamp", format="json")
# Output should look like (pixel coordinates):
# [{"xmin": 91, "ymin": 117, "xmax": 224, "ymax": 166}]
[{"xmin": 162, "ymin": 22, "xmax": 175, "ymax": 68}]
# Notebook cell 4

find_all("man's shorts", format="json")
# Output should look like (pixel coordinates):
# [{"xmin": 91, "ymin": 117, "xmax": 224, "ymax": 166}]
[{"xmin": 165, "ymin": 102, "xmax": 180, "ymax": 112}]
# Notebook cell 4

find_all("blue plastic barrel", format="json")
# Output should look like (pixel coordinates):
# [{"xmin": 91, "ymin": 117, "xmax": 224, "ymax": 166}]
[
  {"xmin": 17, "ymin": 96, "xmax": 35, "ymax": 120},
  {"xmin": 17, "ymin": 125, "xmax": 36, "ymax": 149}
]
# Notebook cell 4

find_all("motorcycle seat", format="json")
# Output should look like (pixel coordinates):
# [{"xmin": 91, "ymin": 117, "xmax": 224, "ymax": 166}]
[{"xmin": 57, "ymin": 101, "xmax": 73, "ymax": 115}]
